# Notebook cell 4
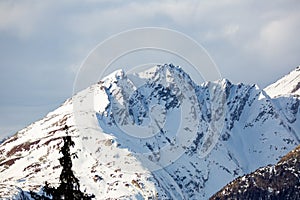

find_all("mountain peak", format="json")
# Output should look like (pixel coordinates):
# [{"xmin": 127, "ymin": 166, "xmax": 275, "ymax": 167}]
[
  {"xmin": 0, "ymin": 64, "xmax": 299, "ymax": 199},
  {"xmin": 264, "ymin": 66, "xmax": 300, "ymax": 98}
]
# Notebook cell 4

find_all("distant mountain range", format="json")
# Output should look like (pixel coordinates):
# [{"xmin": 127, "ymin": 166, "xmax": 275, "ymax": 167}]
[{"xmin": 0, "ymin": 64, "xmax": 299, "ymax": 199}]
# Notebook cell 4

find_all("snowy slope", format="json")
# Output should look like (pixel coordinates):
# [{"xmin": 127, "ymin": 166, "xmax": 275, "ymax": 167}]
[
  {"xmin": 0, "ymin": 64, "xmax": 299, "ymax": 199},
  {"xmin": 265, "ymin": 66, "xmax": 300, "ymax": 98},
  {"xmin": 264, "ymin": 66, "xmax": 300, "ymax": 140},
  {"xmin": 0, "ymin": 79, "xmax": 163, "ymax": 199}
]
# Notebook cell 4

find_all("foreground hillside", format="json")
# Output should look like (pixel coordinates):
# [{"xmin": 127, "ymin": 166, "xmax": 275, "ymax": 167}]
[{"xmin": 210, "ymin": 144, "xmax": 300, "ymax": 200}]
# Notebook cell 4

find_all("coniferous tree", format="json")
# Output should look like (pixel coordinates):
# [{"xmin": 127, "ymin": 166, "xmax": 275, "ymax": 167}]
[{"xmin": 31, "ymin": 125, "xmax": 94, "ymax": 200}]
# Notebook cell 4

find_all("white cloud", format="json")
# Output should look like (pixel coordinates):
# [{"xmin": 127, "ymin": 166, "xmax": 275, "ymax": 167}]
[
  {"xmin": 224, "ymin": 24, "xmax": 239, "ymax": 36},
  {"xmin": 0, "ymin": 1, "xmax": 53, "ymax": 38},
  {"xmin": 258, "ymin": 13, "xmax": 300, "ymax": 56},
  {"xmin": 1, "ymin": 0, "xmax": 300, "ymax": 138}
]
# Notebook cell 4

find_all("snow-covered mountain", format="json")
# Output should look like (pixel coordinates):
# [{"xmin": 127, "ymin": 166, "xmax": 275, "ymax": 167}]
[
  {"xmin": 0, "ymin": 64, "xmax": 299, "ymax": 199},
  {"xmin": 265, "ymin": 66, "xmax": 300, "ymax": 98},
  {"xmin": 264, "ymin": 66, "xmax": 300, "ymax": 141}
]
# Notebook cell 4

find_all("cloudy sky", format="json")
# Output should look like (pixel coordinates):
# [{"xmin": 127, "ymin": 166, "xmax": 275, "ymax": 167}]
[{"xmin": 0, "ymin": 0, "xmax": 299, "ymax": 139}]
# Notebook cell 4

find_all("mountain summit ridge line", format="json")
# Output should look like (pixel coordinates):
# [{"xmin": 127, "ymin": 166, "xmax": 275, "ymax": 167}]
[{"xmin": 0, "ymin": 64, "xmax": 299, "ymax": 199}]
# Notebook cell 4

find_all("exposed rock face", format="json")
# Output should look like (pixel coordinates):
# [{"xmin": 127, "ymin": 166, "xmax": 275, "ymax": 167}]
[{"xmin": 210, "ymin": 145, "xmax": 300, "ymax": 200}]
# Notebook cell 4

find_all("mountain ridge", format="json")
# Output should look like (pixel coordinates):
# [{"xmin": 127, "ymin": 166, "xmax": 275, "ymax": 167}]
[{"xmin": 0, "ymin": 64, "xmax": 299, "ymax": 199}]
